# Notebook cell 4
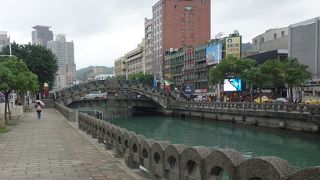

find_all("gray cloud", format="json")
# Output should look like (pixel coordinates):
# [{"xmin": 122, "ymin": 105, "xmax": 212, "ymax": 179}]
[{"xmin": 1, "ymin": 0, "xmax": 319, "ymax": 69}]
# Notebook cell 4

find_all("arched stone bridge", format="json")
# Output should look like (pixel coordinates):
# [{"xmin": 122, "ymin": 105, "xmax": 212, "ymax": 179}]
[
  {"xmin": 51, "ymin": 79, "xmax": 320, "ymax": 133},
  {"xmin": 50, "ymin": 80, "xmax": 172, "ymax": 108},
  {"xmin": 51, "ymin": 79, "xmax": 320, "ymax": 117}
]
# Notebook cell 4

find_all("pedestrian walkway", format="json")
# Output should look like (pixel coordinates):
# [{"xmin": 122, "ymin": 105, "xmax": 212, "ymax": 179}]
[{"xmin": 0, "ymin": 109, "xmax": 149, "ymax": 180}]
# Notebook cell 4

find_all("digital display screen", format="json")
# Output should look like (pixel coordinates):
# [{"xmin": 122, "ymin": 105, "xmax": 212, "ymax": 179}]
[{"xmin": 224, "ymin": 79, "xmax": 242, "ymax": 92}]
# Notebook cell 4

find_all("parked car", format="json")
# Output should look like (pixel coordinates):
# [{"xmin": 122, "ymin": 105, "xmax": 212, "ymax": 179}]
[
  {"xmin": 304, "ymin": 99, "xmax": 320, "ymax": 105},
  {"xmin": 254, "ymin": 96, "xmax": 272, "ymax": 103},
  {"xmin": 273, "ymin": 97, "xmax": 289, "ymax": 103}
]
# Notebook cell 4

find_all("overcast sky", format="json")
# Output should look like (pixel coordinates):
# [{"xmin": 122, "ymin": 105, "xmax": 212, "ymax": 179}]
[{"xmin": 1, "ymin": 0, "xmax": 319, "ymax": 69}]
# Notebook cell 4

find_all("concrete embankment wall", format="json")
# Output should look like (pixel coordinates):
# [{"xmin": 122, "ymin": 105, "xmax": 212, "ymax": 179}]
[
  {"xmin": 55, "ymin": 103, "xmax": 320, "ymax": 180},
  {"xmin": 174, "ymin": 109, "xmax": 320, "ymax": 134}
]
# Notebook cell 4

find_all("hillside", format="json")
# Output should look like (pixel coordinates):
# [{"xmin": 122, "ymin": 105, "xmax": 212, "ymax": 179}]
[{"xmin": 76, "ymin": 66, "xmax": 114, "ymax": 81}]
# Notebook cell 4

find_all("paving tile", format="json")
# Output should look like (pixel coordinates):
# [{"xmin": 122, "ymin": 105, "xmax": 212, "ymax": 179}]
[{"xmin": 0, "ymin": 109, "xmax": 149, "ymax": 180}]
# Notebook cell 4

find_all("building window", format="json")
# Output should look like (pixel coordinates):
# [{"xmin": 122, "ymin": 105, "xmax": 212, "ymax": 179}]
[
  {"xmin": 254, "ymin": 39, "xmax": 257, "ymax": 45},
  {"xmin": 261, "ymin": 37, "xmax": 264, "ymax": 43},
  {"xmin": 274, "ymin": 33, "xmax": 277, "ymax": 39},
  {"xmin": 281, "ymin": 31, "xmax": 285, "ymax": 37}
]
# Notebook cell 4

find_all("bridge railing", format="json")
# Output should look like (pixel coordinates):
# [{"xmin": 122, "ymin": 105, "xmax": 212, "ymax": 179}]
[
  {"xmin": 55, "ymin": 103, "xmax": 320, "ymax": 179},
  {"xmin": 173, "ymin": 100, "xmax": 320, "ymax": 115}
]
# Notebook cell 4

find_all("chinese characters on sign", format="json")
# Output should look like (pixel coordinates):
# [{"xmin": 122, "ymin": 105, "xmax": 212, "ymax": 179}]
[{"xmin": 226, "ymin": 36, "xmax": 241, "ymax": 59}]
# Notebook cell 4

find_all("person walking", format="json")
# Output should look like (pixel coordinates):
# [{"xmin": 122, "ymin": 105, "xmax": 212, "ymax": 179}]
[{"xmin": 35, "ymin": 101, "xmax": 43, "ymax": 119}]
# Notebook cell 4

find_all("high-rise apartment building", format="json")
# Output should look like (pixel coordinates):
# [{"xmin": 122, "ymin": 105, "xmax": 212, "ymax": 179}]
[
  {"xmin": 47, "ymin": 34, "xmax": 76, "ymax": 90},
  {"xmin": 0, "ymin": 31, "xmax": 9, "ymax": 52},
  {"xmin": 152, "ymin": 0, "xmax": 211, "ymax": 79},
  {"xmin": 115, "ymin": 56, "xmax": 127, "ymax": 78},
  {"xmin": 126, "ymin": 41, "xmax": 144, "ymax": 77},
  {"xmin": 32, "ymin": 25, "xmax": 53, "ymax": 47},
  {"xmin": 144, "ymin": 18, "xmax": 153, "ymax": 74}
]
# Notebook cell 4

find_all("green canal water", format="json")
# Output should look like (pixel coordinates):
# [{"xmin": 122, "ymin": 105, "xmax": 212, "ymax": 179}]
[{"xmin": 108, "ymin": 115, "xmax": 320, "ymax": 169}]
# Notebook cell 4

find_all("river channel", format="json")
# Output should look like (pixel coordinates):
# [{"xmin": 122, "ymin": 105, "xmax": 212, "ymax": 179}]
[{"xmin": 75, "ymin": 106, "xmax": 320, "ymax": 169}]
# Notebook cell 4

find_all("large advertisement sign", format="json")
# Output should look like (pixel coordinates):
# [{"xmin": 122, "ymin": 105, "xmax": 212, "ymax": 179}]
[
  {"xmin": 206, "ymin": 43, "xmax": 222, "ymax": 65},
  {"xmin": 224, "ymin": 79, "xmax": 242, "ymax": 92},
  {"xmin": 226, "ymin": 36, "xmax": 241, "ymax": 59}
]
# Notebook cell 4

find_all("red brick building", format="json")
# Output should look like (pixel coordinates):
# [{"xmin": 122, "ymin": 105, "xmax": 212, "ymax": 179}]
[{"xmin": 152, "ymin": 0, "xmax": 211, "ymax": 79}]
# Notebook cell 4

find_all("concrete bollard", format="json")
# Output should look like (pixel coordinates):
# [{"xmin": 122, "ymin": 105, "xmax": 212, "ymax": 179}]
[
  {"xmin": 150, "ymin": 142, "xmax": 170, "ymax": 179},
  {"xmin": 237, "ymin": 157, "xmax": 295, "ymax": 180},
  {"xmin": 164, "ymin": 144, "xmax": 186, "ymax": 180},
  {"xmin": 203, "ymin": 149, "xmax": 245, "ymax": 180},
  {"xmin": 181, "ymin": 146, "xmax": 211, "ymax": 180},
  {"xmin": 140, "ymin": 138, "xmax": 156, "ymax": 172},
  {"xmin": 287, "ymin": 167, "xmax": 320, "ymax": 180},
  {"xmin": 133, "ymin": 135, "xmax": 145, "ymax": 164},
  {"xmin": 104, "ymin": 123, "xmax": 112, "ymax": 150},
  {"xmin": 115, "ymin": 128, "xmax": 126, "ymax": 158}
]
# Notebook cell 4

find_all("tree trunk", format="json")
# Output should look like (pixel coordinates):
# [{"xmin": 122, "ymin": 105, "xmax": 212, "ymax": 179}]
[
  {"xmin": 20, "ymin": 92, "xmax": 26, "ymax": 112},
  {"xmin": 289, "ymin": 86, "xmax": 293, "ymax": 103},
  {"xmin": 259, "ymin": 87, "xmax": 262, "ymax": 102},
  {"xmin": 4, "ymin": 92, "xmax": 9, "ymax": 123}
]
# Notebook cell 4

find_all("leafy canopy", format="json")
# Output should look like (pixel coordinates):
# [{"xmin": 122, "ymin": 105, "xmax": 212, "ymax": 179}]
[
  {"xmin": 0, "ymin": 56, "xmax": 39, "ymax": 93},
  {"xmin": 128, "ymin": 72, "xmax": 154, "ymax": 86},
  {"xmin": 1, "ymin": 42, "xmax": 58, "ymax": 90},
  {"xmin": 209, "ymin": 57, "xmax": 256, "ymax": 84}
]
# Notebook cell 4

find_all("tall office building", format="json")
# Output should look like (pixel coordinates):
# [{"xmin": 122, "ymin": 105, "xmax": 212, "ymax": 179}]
[
  {"xmin": 47, "ymin": 34, "xmax": 76, "ymax": 90},
  {"xmin": 32, "ymin": 25, "xmax": 53, "ymax": 47},
  {"xmin": 289, "ymin": 17, "xmax": 320, "ymax": 98},
  {"xmin": 0, "ymin": 31, "xmax": 9, "ymax": 52},
  {"xmin": 289, "ymin": 17, "xmax": 320, "ymax": 81},
  {"xmin": 152, "ymin": 0, "xmax": 211, "ymax": 79}
]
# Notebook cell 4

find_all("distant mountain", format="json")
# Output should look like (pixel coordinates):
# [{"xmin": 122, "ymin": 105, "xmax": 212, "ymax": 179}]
[
  {"xmin": 242, "ymin": 43, "xmax": 253, "ymax": 51},
  {"xmin": 76, "ymin": 66, "xmax": 114, "ymax": 81}
]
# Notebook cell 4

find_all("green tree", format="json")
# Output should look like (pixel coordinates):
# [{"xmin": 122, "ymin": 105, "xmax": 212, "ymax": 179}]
[
  {"xmin": 116, "ymin": 75, "xmax": 126, "ymax": 81},
  {"xmin": 128, "ymin": 72, "xmax": 153, "ymax": 86},
  {"xmin": 259, "ymin": 60, "xmax": 286, "ymax": 98},
  {"xmin": 209, "ymin": 57, "xmax": 256, "ymax": 84},
  {"xmin": 242, "ymin": 67, "xmax": 268, "ymax": 101},
  {"xmin": 1, "ymin": 43, "xmax": 58, "ymax": 91},
  {"xmin": 283, "ymin": 58, "xmax": 311, "ymax": 102},
  {"xmin": 0, "ymin": 57, "xmax": 39, "ymax": 123}
]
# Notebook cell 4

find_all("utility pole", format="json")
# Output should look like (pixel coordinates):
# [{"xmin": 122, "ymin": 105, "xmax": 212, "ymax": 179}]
[{"xmin": 9, "ymin": 36, "xmax": 12, "ymax": 57}]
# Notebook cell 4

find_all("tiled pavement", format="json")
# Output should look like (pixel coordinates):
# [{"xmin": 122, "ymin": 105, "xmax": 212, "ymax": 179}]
[{"xmin": 0, "ymin": 109, "xmax": 149, "ymax": 180}]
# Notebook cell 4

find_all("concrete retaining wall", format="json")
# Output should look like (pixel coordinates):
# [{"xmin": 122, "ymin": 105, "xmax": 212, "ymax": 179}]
[{"xmin": 175, "ymin": 109, "xmax": 320, "ymax": 134}]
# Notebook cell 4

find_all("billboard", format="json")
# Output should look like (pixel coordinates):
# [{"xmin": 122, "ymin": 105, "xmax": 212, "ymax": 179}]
[
  {"xmin": 206, "ymin": 43, "xmax": 222, "ymax": 65},
  {"xmin": 183, "ymin": 85, "xmax": 193, "ymax": 95},
  {"xmin": 224, "ymin": 79, "xmax": 242, "ymax": 92},
  {"xmin": 226, "ymin": 36, "xmax": 241, "ymax": 59}
]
